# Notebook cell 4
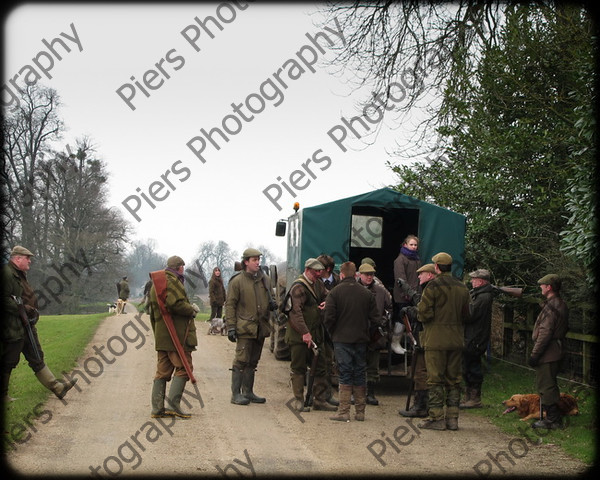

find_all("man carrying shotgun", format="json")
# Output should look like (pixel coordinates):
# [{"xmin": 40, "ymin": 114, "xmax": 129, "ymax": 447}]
[
  {"xmin": 149, "ymin": 255, "xmax": 198, "ymax": 419},
  {"xmin": 398, "ymin": 263, "xmax": 437, "ymax": 418},
  {"xmin": 1, "ymin": 246, "xmax": 78, "ymax": 402}
]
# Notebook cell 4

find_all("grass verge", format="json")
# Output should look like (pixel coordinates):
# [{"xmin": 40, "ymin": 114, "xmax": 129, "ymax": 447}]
[
  {"xmin": 463, "ymin": 358, "xmax": 596, "ymax": 465},
  {"xmin": 3, "ymin": 313, "xmax": 108, "ymax": 451}
]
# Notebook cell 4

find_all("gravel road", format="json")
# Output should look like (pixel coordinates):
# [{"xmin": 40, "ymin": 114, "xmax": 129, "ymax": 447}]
[{"xmin": 5, "ymin": 310, "xmax": 588, "ymax": 477}]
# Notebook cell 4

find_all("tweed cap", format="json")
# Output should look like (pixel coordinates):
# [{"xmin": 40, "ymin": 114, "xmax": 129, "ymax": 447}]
[
  {"xmin": 538, "ymin": 274, "xmax": 560, "ymax": 286},
  {"xmin": 242, "ymin": 248, "xmax": 262, "ymax": 259},
  {"xmin": 361, "ymin": 257, "xmax": 376, "ymax": 268},
  {"xmin": 167, "ymin": 255, "xmax": 185, "ymax": 268},
  {"xmin": 304, "ymin": 258, "xmax": 324, "ymax": 270},
  {"xmin": 358, "ymin": 263, "xmax": 376, "ymax": 274},
  {"xmin": 417, "ymin": 263, "xmax": 436, "ymax": 274},
  {"xmin": 11, "ymin": 246, "xmax": 34, "ymax": 256},
  {"xmin": 469, "ymin": 269, "xmax": 490, "ymax": 281},
  {"xmin": 432, "ymin": 252, "xmax": 452, "ymax": 265}
]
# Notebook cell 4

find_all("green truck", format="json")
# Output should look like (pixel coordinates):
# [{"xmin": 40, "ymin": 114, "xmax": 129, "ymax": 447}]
[{"xmin": 268, "ymin": 187, "xmax": 467, "ymax": 372}]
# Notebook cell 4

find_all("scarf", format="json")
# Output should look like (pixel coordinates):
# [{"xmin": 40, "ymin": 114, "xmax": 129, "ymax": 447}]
[
  {"xmin": 401, "ymin": 246, "xmax": 420, "ymax": 261},
  {"xmin": 166, "ymin": 267, "xmax": 185, "ymax": 284}
]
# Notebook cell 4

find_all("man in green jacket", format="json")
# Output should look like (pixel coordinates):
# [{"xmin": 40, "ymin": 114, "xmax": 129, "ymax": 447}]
[
  {"xmin": 417, "ymin": 252, "xmax": 470, "ymax": 431},
  {"xmin": 1, "ymin": 246, "xmax": 78, "ymax": 402},
  {"xmin": 225, "ymin": 248, "xmax": 272, "ymax": 405},
  {"xmin": 149, "ymin": 255, "xmax": 198, "ymax": 419}
]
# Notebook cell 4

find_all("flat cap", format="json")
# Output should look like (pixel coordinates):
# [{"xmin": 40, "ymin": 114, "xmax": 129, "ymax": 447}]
[
  {"xmin": 305, "ymin": 258, "xmax": 324, "ymax": 270},
  {"xmin": 242, "ymin": 248, "xmax": 262, "ymax": 259},
  {"xmin": 358, "ymin": 263, "xmax": 376, "ymax": 274},
  {"xmin": 11, "ymin": 245, "xmax": 34, "ymax": 256},
  {"xmin": 167, "ymin": 255, "xmax": 185, "ymax": 268},
  {"xmin": 432, "ymin": 252, "xmax": 452, "ymax": 265},
  {"xmin": 361, "ymin": 257, "xmax": 376, "ymax": 268},
  {"xmin": 469, "ymin": 269, "xmax": 490, "ymax": 281},
  {"xmin": 417, "ymin": 263, "xmax": 436, "ymax": 274},
  {"xmin": 538, "ymin": 274, "xmax": 560, "ymax": 286}
]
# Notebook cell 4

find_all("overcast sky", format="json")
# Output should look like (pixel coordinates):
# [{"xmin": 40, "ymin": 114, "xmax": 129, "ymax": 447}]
[{"xmin": 3, "ymin": 2, "xmax": 421, "ymax": 263}]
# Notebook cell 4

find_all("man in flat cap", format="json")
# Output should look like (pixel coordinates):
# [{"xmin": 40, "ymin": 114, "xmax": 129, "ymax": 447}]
[
  {"xmin": 357, "ymin": 262, "xmax": 392, "ymax": 406},
  {"xmin": 285, "ymin": 257, "xmax": 336, "ymax": 412},
  {"xmin": 460, "ymin": 269, "xmax": 494, "ymax": 409},
  {"xmin": 2, "ymin": 246, "xmax": 78, "ymax": 402},
  {"xmin": 226, "ymin": 248, "xmax": 272, "ymax": 405},
  {"xmin": 417, "ymin": 252, "xmax": 470, "ymax": 430},
  {"xmin": 148, "ymin": 255, "xmax": 199, "ymax": 418},
  {"xmin": 529, "ymin": 274, "xmax": 569, "ymax": 429},
  {"xmin": 399, "ymin": 263, "xmax": 437, "ymax": 418}
]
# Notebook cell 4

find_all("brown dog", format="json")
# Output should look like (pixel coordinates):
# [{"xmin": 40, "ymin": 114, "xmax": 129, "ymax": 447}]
[{"xmin": 502, "ymin": 393, "xmax": 579, "ymax": 421}]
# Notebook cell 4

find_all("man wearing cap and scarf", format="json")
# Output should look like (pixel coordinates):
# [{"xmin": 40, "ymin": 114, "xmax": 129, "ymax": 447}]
[
  {"xmin": 417, "ymin": 252, "xmax": 470, "ymax": 430},
  {"xmin": 2, "ymin": 246, "xmax": 78, "ymax": 402},
  {"xmin": 148, "ymin": 255, "xmax": 198, "ymax": 418},
  {"xmin": 529, "ymin": 274, "xmax": 569, "ymax": 429},
  {"xmin": 226, "ymin": 248, "xmax": 272, "ymax": 405},
  {"xmin": 285, "ymin": 257, "xmax": 335, "ymax": 412},
  {"xmin": 460, "ymin": 269, "xmax": 494, "ymax": 409}
]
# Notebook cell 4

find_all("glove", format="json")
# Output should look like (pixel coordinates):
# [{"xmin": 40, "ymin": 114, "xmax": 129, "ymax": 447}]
[
  {"xmin": 227, "ymin": 328, "xmax": 237, "ymax": 343},
  {"xmin": 191, "ymin": 303, "xmax": 200, "ymax": 313},
  {"xmin": 268, "ymin": 299, "xmax": 278, "ymax": 311},
  {"xmin": 527, "ymin": 356, "xmax": 540, "ymax": 367}
]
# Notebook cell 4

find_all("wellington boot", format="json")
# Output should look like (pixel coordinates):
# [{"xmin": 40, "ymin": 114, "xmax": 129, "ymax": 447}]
[
  {"xmin": 35, "ymin": 366, "xmax": 78, "ymax": 400},
  {"xmin": 532, "ymin": 403, "xmax": 563, "ymax": 430},
  {"xmin": 165, "ymin": 376, "xmax": 191, "ymax": 419},
  {"xmin": 150, "ymin": 378, "xmax": 169, "ymax": 418},
  {"xmin": 231, "ymin": 367, "xmax": 250, "ymax": 405},
  {"xmin": 290, "ymin": 373, "xmax": 308, "ymax": 411},
  {"xmin": 330, "ymin": 384, "xmax": 352, "ymax": 422},
  {"xmin": 366, "ymin": 381, "xmax": 379, "ymax": 406},
  {"xmin": 353, "ymin": 385, "xmax": 367, "ymax": 421},
  {"xmin": 399, "ymin": 390, "xmax": 428, "ymax": 417},
  {"xmin": 312, "ymin": 377, "xmax": 337, "ymax": 411},
  {"xmin": 390, "ymin": 323, "xmax": 406, "ymax": 354},
  {"xmin": 241, "ymin": 369, "xmax": 266, "ymax": 403}
]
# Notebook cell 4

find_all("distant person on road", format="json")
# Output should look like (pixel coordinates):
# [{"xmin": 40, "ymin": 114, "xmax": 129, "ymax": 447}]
[
  {"xmin": 148, "ymin": 255, "xmax": 199, "ymax": 419},
  {"xmin": 1, "ymin": 246, "xmax": 78, "ymax": 402},
  {"xmin": 117, "ymin": 276, "xmax": 130, "ymax": 314},
  {"xmin": 324, "ymin": 261, "xmax": 379, "ymax": 422},
  {"xmin": 225, "ymin": 248, "xmax": 273, "ymax": 405},
  {"xmin": 209, "ymin": 267, "xmax": 226, "ymax": 319},
  {"xmin": 529, "ymin": 274, "xmax": 569, "ymax": 430}
]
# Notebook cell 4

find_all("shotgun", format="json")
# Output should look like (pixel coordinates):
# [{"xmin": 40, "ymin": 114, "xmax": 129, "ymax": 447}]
[
  {"xmin": 492, "ymin": 285, "xmax": 523, "ymax": 297},
  {"xmin": 402, "ymin": 313, "xmax": 419, "ymax": 412},
  {"xmin": 304, "ymin": 340, "xmax": 319, "ymax": 410},
  {"xmin": 12, "ymin": 295, "xmax": 41, "ymax": 362}
]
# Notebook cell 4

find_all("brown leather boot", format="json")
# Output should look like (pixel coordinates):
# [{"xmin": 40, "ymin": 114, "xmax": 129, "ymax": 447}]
[
  {"xmin": 353, "ymin": 385, "xmax": 367, "ymax": 421},
  {"xmin": 290, "ymin": 373, "xmax": 308, "ymax": 412},
  {"xmin": 330, "ymin": 384, "xmax": 352, "ymax": 422}
]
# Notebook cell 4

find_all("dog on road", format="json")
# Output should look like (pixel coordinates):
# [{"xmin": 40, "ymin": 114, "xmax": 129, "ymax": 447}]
[
  {"xmin": 207, "ymin": 318, "xmax": 226, "ymax": 335},
  {"xmin": 502, "ymin": 393, "xmax": 579, "ymax": 421}
]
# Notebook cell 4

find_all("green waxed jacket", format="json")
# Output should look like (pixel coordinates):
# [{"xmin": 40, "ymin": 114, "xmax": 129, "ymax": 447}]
[
  {"xmin": 2, "ymin": 262, "xmax": 26, "ymax": 342},
  {"xmin": 149, "ymin": 270, "xmax": 197, "ymax": 352},
  {"xmin": 225, "ymin": 270, "xmax": 271, "ymax": 339},
  {"xmin": 417, "ymin": 271, "xmax": 471, "ymax": 351}
]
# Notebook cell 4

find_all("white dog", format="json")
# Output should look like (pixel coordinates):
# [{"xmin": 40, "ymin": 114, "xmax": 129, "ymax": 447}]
[
  {"xmin": 207, "ymin": 318, "xmax": 226, "ymax": 335},
  {"xmin": 107, "ymin": 303, "xmax": 117, "ymax": 314}
]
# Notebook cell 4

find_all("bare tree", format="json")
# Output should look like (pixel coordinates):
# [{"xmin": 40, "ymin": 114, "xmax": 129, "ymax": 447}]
[{"xmin": 2, "ymin": 84, "xmax": 63, "ymax": 250}]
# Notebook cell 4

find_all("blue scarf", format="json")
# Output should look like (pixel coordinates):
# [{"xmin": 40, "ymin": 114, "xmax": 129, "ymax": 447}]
[{"xmin": 401, "ymin": 246, "xmax": 420, "ymax": 261}]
